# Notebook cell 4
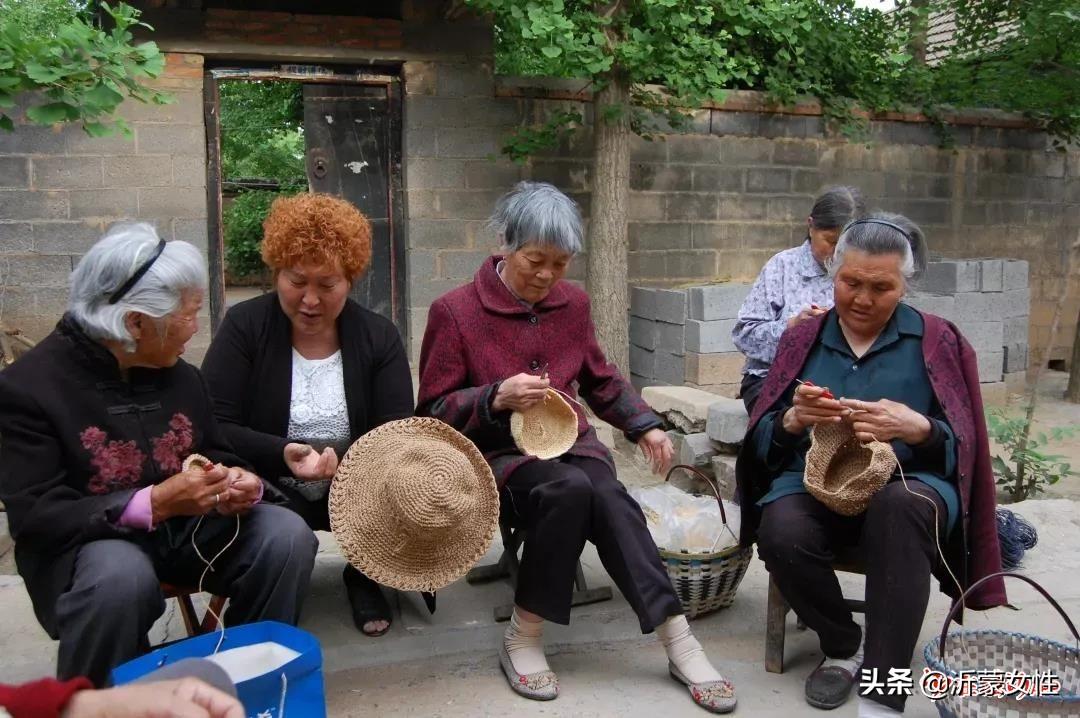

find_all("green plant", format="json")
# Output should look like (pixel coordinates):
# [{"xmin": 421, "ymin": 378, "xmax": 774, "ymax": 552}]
[
  {"xmin": 223, "ymin": 190, "xmax": 296, "ymax": 279},
  {"xmin": 0, "ymin": 1, "xmax": 171, "ymax": 135},
  {"xmin": 988, "ymin": 411, "xmax": 1077, "ymax": 502}
]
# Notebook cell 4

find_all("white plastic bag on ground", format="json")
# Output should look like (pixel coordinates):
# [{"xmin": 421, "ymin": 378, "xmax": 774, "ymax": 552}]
[{"xmin": 631, "ymin": 483, "xmax": 740, "ymax": 554}]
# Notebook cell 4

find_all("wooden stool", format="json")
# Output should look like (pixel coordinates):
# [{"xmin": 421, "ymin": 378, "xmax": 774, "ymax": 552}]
[
  {"xmin": 465, "ymin": 517, "xmax": 613, "ymax": 622},
  {"xmin": 161, "ymin": 583, "xmax": 227, "ymax": 637},
  {"xmin": 764, "ymin": 549, "xmax": 866, "ymax": 674}
]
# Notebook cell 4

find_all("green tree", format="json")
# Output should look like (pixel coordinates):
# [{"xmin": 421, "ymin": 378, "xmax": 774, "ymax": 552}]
[
  {"xmin": 219, "ymin": 80, "xmax": 306, "ymax": 183},
  {"xmin": 469, "ymin": 0, "xmax": 916, "ymax": 373},
  {"xmin": 0, "ymin": 1, "xmax": 171, "ymax": 135}
]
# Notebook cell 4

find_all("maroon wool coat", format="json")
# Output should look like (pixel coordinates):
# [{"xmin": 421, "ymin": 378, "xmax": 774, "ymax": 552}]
[
  {"xmin": 736, "ymin": 309, "xmax": 1007, "ymax": 611},
  {"xmin": 417, "ymin": 256, "xmax": 663, "ymax": 486}
]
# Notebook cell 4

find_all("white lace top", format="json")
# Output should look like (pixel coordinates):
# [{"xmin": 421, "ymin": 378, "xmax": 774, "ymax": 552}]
[{"xmin": 286, "ymin": 349, "xmax": 351, "ymax": 445}]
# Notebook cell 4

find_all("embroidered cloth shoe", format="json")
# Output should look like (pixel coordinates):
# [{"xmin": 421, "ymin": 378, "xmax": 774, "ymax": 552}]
[
  {"xmin": 498, "ymin": 641, "xmax": 558, "ymax": 701},
  {"xmin": 669, "ymin": 662, "xmax": 737, "ymax": 714}
]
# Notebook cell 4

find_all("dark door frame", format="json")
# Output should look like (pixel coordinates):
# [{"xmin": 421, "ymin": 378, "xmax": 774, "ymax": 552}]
[{"xmin": 202, "ymin": 63, "xmax": 405, "ymax": 334}]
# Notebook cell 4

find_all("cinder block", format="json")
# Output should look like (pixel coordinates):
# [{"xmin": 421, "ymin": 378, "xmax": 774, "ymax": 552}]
[
  {"xmin": 980, "ymin": 381, "xmax": 1008, "ymax": 406},
  {"xmin": 705, "ymin": 397, "xmax": 749, "ymax": 445},
  {"xmin": 587, "ymin": 416, "xmax": 615, "ymax": 450},
  {"xmin": 687, "ymin": 382, "xmax": 740, "ymax": 399},
  {"xmin": 1004, "ymin": 343, "xmax": 1029, "ymax": 373},
  {"xmin": 655, "ymin": 288, "xmax": 688, "ymax": 324},
  {"xmin": 630, "ymin": 316, "xmax": 657, "ymax": 350},
  {"xmin": 630, "ymin": 286, "xmax": 657, "ymax": 320},
  {"xmin": 655, "ymin": 352, "xmax": 686, "ymax": 385},
  {"xmin": 1004, "ymin": 370, "xmax": 1027, "ymax": 395},
  {"xmin": 956, "ymin": 321, "xmax": 1003, "ymax": 353},
  {"xmin": 1001, "ymin": 288, "xmax": 1030, "ymax": 319},
  {"xmin": 630, "ymin": 345, "xmax": 656, "ymax": 378},
  {"xmin": 685, "ymin": 351, "xmax": 744, "ymax": 386},
  {"xmin": 978, "ymin": 259, "xmax": 1004, "ymax": 292},
  {"xmin": 977, "ymin": 350, "xmax": 1004, "ymax": 383},
  {"xmin": 0, "ymin": 157, "xmax": 30, "ymax": 188},
  {"xmin": 1003, "ymin": 260, "xmax": 1029, "ymax": 291},
  {"xmin": 672, "ymin": 431, "xmax": 719, "ymax": 469},
  {"xmin": 642, "ymin": 385, "xmax": 725, "ymax": 433},
  {"xmin": 631, "ymin": 373, "xmax": 662, "ymax": 393},
  {"xmin": 904, "ymin": 293, "xmax": 956, "ymax": 320},
  {"xmin": 686, "ymin": 319, "xmax": 738, "ymax": 353},
  {"xmin": 687, "ymin": 283, "xmax": 753, "ymax": 321},
  {"xmin": 709, "ymin": 455, "xmax": 737, "ymax": 500},
  {"xmin": 1004, "ymin": 316, "xmax": 1029, "ymax": 345},
  {"xmin": 954, "ymin": 293, "xmax": 1005, "ymax": 323},
  {"xmin": 656, "ymin": 321, "xmax": 685, "ymax": 356},
  {"xmin": 923, "ymin": 260, "xmax": 981, "ymax": 294}
]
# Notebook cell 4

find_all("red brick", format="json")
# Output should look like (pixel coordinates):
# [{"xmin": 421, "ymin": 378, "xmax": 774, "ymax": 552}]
[
  {"xmin": 375, "ymin": 38, "xmax": 402, "ymax": 49},
  {"xmin": 339, "ymin": 38, "xmax": 377, "ymax": 49}
]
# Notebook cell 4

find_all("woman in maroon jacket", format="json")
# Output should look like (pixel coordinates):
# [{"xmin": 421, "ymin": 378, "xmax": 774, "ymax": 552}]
[
  {"xmin": 418, "ymin": 182, "xmax": 735, "ymax": 713},
  {"xmin": 735, "ymin": 213, "xmax": 1006, "ymax": 717}
]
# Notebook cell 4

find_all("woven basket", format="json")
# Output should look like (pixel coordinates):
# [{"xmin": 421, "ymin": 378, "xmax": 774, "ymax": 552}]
[
  {"xmin": 923, "ymin": 572, "xmax": 1080, "ymax": 717},
  {"xmin": 655, "ymin": 465, "xmax": 753, "ymax": 619}
]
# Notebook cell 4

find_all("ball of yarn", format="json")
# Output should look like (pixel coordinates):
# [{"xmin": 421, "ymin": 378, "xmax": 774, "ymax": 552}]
[{"xmin": 995, "ymin": 507, "xmax": 1038, "ymax": 570}]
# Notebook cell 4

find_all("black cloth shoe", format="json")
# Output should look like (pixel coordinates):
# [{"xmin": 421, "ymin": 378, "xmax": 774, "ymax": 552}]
[
  {"xmin": 804, "ymin": 658, "xmax": 858, "ymax": 710},
  {"xmin": 342, "ymin": 565, "xmax": 392, "ymax": 637}
]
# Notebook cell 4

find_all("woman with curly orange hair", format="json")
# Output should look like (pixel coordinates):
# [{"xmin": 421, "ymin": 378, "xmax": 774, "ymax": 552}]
[{"xmin": 202, "ymin": 193, "xmax": 414, "ymax": 637}]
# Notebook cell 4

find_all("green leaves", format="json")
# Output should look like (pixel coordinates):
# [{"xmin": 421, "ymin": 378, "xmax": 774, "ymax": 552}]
[
  {"xmin": 988, "ymin": 410, "xmax": 1079, "ymax": 502},
  {"xmin": 0, "ymin": 1, "xmax": 172, "ymax": 135}
]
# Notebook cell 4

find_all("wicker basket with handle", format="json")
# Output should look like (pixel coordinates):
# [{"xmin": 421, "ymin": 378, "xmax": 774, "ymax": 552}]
[
  {"xmin": 654, "ymin": 464, "xmax": 753, "ymax": 619},
  {"xmin": 922, "ymin": 571, "xmax": 1080, "ymax": 717}
]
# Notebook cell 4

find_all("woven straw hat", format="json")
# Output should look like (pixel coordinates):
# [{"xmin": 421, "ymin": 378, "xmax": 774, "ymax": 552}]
[
  {"xmin": 803, "ymin": 422, "xmax": 897, "ymax": 516},
  {"xmin": 510, "ymin": 388, "xmax": 579, "ymax": 460},
  {"xmin": 328, "ymin": 417, "xmax": 499, "ymax": 592}
]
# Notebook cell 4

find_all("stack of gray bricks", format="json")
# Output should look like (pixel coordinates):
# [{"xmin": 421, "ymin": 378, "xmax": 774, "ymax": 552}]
[
  {"xmin": 907, "ymin": 258, "xmax": 1030, "ymax": 401},
  {"xmin": 630, "ymin": 283, "xmax": 751, "ymax": 398}
]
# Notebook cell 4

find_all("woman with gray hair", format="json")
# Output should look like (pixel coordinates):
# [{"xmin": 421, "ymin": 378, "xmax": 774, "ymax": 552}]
[
  {"xmin": 734, "ymin": 213, "xmax": 1006, "ymax": 716},
  {"xmin": 733, "ymin": 186, "xmax": 865, "ymax": 413},
  {"xmin": 0, "ymin": 223, "xmax": 317, "ymax": 687},
  {"xmin": 417, "ymin": 182, "xmax": 736, "ymax": 713}
]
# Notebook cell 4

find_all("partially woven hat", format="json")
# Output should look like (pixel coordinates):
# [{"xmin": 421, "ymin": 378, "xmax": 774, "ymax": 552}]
[
  {"xmin": 510, "ymin": 388, "xmax": 579, "ymax": 460},
  {"xmin": 328, "ymin": 417, "xmax": 499, "ymax": 592},
  {"xmin": 803, "ymin": 422, "xmax": 897, "ymax": 516}
]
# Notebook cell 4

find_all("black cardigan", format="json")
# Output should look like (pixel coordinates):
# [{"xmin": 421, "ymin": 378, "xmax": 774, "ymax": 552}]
[
  {"xmin": 0, "ymin": 315, "xmax": 247, "ymax": 634},
  {"xmin": 200, "ymin": 292, "xmax": 415, "ymax": 483}
]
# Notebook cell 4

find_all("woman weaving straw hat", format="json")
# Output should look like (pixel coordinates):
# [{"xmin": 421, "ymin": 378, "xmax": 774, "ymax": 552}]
[
  {"xmin": 734, "ymin": 213, "xmax": 1007, "ymax": 717},
  {"xmin": 416, "ymin": 181, "xmax": 736, "ymax": 713}
]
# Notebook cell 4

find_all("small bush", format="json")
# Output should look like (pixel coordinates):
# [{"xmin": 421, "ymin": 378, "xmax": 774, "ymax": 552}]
[{"xmin": 223, "ymin": 189, "xmax": 295, "ymax": 279}]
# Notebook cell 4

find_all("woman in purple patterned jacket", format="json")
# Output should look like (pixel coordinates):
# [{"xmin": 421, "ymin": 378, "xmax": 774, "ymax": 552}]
[{"xmin": 418, "ymin": 182, "xmax": 735, "ymax": 713}]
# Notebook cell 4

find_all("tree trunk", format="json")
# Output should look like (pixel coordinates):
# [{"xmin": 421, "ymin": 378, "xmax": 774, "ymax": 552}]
[
  {"xmin": 587, "ymin": 72, "xmax": 632, "ymax": 377},
  {"xmin": 1067, "ymin": 306, "xmax": 1080, "ymax": 402},
  {"xmin": 908, "ymin": 0, "xmax": 930, "ymax": 64}
]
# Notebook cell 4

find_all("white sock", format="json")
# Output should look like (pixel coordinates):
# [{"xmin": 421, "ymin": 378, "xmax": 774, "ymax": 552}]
[
  {"xmin": 656, "ymin": 615, "xmax": 724, "ymax": 684},
  {"xmin": 821, "ymin": 634, "xmax": 864, "ymax": 676},
  {"xmin": 858, "ymin": 697, "xmax": 903, "ymax": 717},
  {"xmin": 504, "ymin": 609, "xmax": 551, "ymax": 675}
]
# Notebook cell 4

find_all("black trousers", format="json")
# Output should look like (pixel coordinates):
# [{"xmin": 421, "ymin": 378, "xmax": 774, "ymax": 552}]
[
  {"xmin": 740, "ymin": 373, "xmax": 766, "ymax": 416},
  {"xmin": 54, "ymin": 504, "xmax": 318, "ymax": 686},
  {"xmin": 503, "ymin": 455, "xmax": 683, "ymax": 632},
  {"xmin": 756, "ymin": 481, "xmax": 948, "ymax": 712}
]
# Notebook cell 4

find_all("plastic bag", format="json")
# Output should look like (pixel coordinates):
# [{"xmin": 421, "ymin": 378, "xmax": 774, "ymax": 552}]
[{"xmin": 632, "ymin": 483, "xmax": 740, "ymax": 553}]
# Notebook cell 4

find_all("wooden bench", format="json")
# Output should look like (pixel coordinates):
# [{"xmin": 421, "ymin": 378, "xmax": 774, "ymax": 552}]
[{"xmin": 161, "ymin": 583, "xmax": 227, "ymax": 637}]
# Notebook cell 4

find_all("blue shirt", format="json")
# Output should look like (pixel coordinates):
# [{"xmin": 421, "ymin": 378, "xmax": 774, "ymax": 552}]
[{"xmin": 751, "ymin": 303, "xmax": 960, "ymax": 532}]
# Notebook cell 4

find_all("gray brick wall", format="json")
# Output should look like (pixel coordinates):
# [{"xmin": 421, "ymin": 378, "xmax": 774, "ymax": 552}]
[{"xmin": 0, "ymin": 54, "xmax": 207, "ymax": 345}]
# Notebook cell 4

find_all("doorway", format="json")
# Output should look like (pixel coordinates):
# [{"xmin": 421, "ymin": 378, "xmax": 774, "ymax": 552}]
[{"xmin": 204, "ymin": 65, "xmax": 405, "ymax": 335}]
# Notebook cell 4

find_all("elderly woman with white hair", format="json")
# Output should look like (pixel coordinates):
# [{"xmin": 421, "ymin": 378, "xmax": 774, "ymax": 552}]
[
  {"xmin": 0, "ymin": 223, "xmax": 318, "ymax": 687},
  {"xmin": 734, "ymin": 213, "xmax": 1006, "ymax": 716},
  {"xmin": 417, "ymin": 182, "xmax": 736, "ymax": 713}
]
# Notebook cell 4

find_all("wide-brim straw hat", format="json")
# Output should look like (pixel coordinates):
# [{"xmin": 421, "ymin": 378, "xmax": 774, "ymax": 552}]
[
  {"xmin": 329, "ymin": 417, "xmax": 499, "ymax": 592},
  {"xmin": 803, "ymin": 421, "xmax": 897, "ymax": 516},
  {"xmin": 510, "ymin": 388, "xmax": 579, "ymax": 460}
]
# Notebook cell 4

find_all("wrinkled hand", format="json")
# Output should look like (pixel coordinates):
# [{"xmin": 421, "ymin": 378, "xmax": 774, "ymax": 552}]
[
  {"xmin": 839, "ymin": 398, "xmax": 931, "ymax": 444},
  {"xmin": 284, "ymin": 443, "xmax": 338, "ymax": 482},
  {"xmin": 638, "ymin": 428, "xmax": 674, "ymax": 475},
  {"xmin": 151, "ymin": 464, "xmax": 231, "ymax": 524},
  {"xmin": 786, "ymin": 304, "xmax": 830, "ymax": 329},
  {"xmin": 61, "ymin": 677, "xmax": 244, "ymax": 718},
  {"xmin": 782, "ymin": 382, "xmax": 845, "ymax": 434},
  {"xmin": 492, "ymin": 372, "xmax": 551, "ymax": 412},
  {"xmin": 217, "ymin": 467, "xmax": 262, "ymax": 516}
]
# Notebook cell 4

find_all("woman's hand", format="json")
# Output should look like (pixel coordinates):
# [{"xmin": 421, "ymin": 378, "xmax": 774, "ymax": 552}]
[
  {"xmin": 786, "ymin": 304, "xmax": 829, "ymax": 329},
  {"xmin": 638, "ymin": 428, "xmax": 674, "ymax": 475},
  {"xmin": 150, "ymin": 464, "xmax": 231, "ymax": 524},
  {"xmin": 492, "ymin": 373, "xmax": 550, "ymax": 412},
  {"xmin": 217, "ymin": 467, "xmax": 262, "ymax": 516},
  {"xmin": 61, "ymin": 677, "xmax": 244, "ymax": 718},
  {"xmin": 782, "ymin": 382, "xmax": 845, "ymax": 434},
  {"xmin": 284, "ymin": 443, "xmax": 338, "ymax": 482},
  {"xmin": 839, "ymin": 398, "xmax": 931, "ymax": 444}
]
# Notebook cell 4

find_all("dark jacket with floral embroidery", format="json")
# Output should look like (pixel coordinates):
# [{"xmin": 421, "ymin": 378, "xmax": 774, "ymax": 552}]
[
  {"xmin": 417, "ymin": 256, "xmax": 663, "ymax": 486},
  {"xmin": 735, "ymin": 309, "xmax": 1006, "ymax": 611},
  {"xmin": 0, "ymin": 315, "xmax": 247, "ymax": 634}
]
